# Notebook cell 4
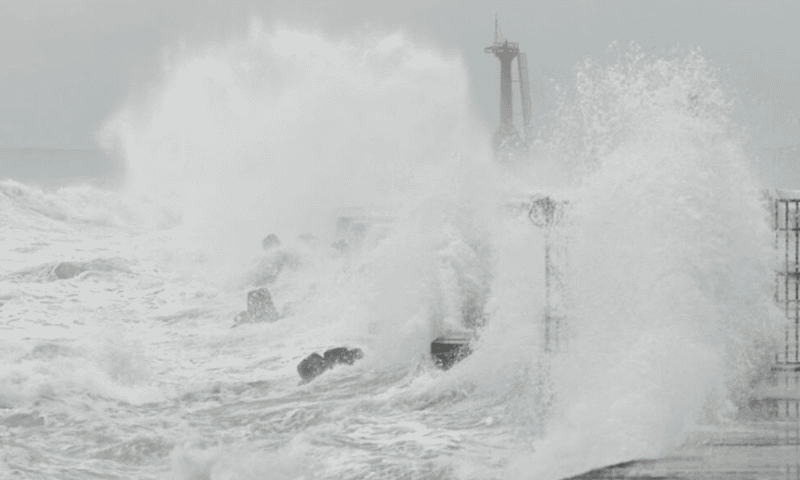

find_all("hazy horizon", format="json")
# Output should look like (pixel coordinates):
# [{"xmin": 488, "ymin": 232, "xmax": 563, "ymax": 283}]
[{"xmin": 3, "ymin": 1, "xmax": 800, "ymax": 187}]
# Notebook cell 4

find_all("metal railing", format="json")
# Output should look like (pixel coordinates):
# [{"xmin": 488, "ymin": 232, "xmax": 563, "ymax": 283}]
[{"xmin": 774, "ymin": 195, "xmax": 800, "ymax": 368}]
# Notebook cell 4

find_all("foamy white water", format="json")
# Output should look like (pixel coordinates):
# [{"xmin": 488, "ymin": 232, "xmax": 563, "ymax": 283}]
[{"xmin": 0, "ymin": 26, "xmax": 782, "ymax": 480}]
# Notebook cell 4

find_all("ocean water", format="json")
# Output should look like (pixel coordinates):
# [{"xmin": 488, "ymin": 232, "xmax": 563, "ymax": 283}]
[{"xmin": 0, "ymin": 26, "xmax": 784, "ymax": 480}]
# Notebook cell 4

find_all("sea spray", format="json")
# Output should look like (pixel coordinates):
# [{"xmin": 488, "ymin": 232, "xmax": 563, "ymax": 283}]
[
  {"xmin": 75, "ymin": 24, "xmax": 784, "ymax": 480},
  {"xmin": 504, "ymin": 44, "xmax": 782, "ymax": 479},
  {"xmin": 100, "ymin": 21, "xmax": 493, "ymax": 274},
  {"xmin": 98, "ymin": 22, "xmax": 505, "ymax": 378}
]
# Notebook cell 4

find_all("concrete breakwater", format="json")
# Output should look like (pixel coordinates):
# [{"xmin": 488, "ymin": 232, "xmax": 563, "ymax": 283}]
[{"xmin": 566, "ymin": 368, "xmax": 800, "ymax": 480}]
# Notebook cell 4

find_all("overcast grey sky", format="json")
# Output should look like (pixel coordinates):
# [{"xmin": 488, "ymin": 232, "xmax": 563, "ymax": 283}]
[{"xmin": 2, "ymin": 1, "xmax": 800, "ymax": 184}]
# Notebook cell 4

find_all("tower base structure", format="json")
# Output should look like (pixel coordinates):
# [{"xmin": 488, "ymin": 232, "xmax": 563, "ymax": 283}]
[
  {"xmin": 493, "ymin": 124, "xmax": 527, "ymax": 164},
  {"xmin": 493, "ymin": 122, "xmax": 521, "ymax": 151}
]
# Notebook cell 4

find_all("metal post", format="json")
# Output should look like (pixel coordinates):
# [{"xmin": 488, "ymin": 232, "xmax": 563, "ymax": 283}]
[{"xmin": 517, "ymin": 52, "xmax": 533, "ymax": 135}]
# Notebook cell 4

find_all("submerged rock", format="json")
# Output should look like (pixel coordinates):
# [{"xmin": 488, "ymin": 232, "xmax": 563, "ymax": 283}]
[
  {"xmin": 297, "ymin": 347, "xmax": 364, "ymax": 382},
  {"xmin": 261, "ymin": 234, "xmax": 281, "ymax": 251},
  {"xmin": 53, "ymin": 262, "xmax": 86, "ymax": 279},
  {"xmin": 232, "ymin": 287, "xmax": 280, "ymax": 327}
]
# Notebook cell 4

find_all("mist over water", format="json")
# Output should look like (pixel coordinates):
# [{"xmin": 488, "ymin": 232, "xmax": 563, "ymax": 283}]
[
  {"xmin": 0, "ymin": 24, "xmax": 783, "ymax": 480},
  {"xmin": 101, "ymin": 21, "xmax": 494, "ymax": 266}
]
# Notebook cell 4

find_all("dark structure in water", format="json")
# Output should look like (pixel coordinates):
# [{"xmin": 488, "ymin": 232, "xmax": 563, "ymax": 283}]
[
  {"xmin": 297, "ymin": 347, "xmax": 364, "ymax": 382},
  {"xmin": 233, "ymin": 287, "xmax": 280, "ymax": 326},
  {"xmin": 431, "ymin": 337, "xmax": 472, "ymax": 370},
  {"xmin": 331, "ymin": 207, "xmax": 395, "ymax": 254},
  {"xmin": 485, "ymin": 17, "xmax": 533, "ymax": 155},
  {"xmin": 261, "ymin": 233, "xmax": 281, "ymax": 251}
]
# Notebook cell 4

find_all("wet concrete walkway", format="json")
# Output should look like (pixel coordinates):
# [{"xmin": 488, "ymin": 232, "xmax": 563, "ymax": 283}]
[{"xmin": 572, "ymin": 368, "xmax": 800, "ymax": 479}]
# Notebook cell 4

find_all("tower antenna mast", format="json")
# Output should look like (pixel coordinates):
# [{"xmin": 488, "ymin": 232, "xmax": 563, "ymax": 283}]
[{"xmin": 485, "ymin": 17, "xmax": 521, "ymax": 150}]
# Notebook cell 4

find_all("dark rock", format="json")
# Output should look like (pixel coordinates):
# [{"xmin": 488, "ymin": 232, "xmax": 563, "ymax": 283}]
[
  {"xmin": 53, "ymin": 262, "xmax": 86, "ymax": 279},
  {"xmin": 323, "ymin": 347, "xmax": 364, "ymax": 366},
  {"xmin": 297, "ymin": 353, "xmax": 328, "ymax": 382},
  {"xmin": 261, "ymin": 234, "xmax": 281, "ymax": 251},
  {"xmin": 232, "ymin": 288, "xmax": 279, "ymax": 326},
  {"xmin": 247, "ymin": 288, "xmax": 279, "ymax": 322},
  {"xmin": 297, "ymin": 347, "xmax": 364, "ymax": 382},
  {"xmin": 431, "ymin": 337, "xmax": 472, "ymax": 370}
]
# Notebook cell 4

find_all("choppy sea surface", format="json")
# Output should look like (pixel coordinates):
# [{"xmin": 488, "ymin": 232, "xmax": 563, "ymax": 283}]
[
  {"xmin": 0, "ymin": 177, "xmax": 536, "ymax": 479},
  {"xmin": 0, "ymin": 25, "xmax": 790, "ymax": 480}
]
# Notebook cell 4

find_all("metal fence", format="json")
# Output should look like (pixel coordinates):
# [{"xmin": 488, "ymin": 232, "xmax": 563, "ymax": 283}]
[
  {"xmin": 517, "ymin": 191, "xmax": 800, "ymax": 364},
  {"xmin": 773, "ymin": 192, "xmax": 800, "ymax": 367}
]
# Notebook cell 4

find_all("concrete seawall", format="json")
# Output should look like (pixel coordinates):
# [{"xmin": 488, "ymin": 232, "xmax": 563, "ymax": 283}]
[{"xmin": 570, "ymin": 369, "xmax": 800, "ymax": 479}]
